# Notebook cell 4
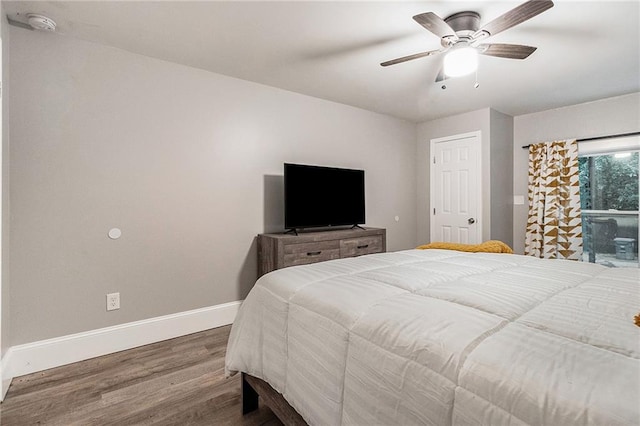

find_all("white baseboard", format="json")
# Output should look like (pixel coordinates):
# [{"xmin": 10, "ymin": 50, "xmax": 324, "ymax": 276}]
[{"xmin": 0, "ymin": 300, "xmax": 241, "ymax": 401}]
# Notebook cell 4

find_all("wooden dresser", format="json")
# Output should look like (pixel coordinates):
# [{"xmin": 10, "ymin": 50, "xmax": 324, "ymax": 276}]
[{"xmin": 257, "ymin": 227, "xmax": 386, "ymax": 277}]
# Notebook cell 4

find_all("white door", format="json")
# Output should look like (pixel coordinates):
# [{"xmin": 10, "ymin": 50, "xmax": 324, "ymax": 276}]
[{"xmin": 430, "ymin": 131, "xmax": 482, "ymax": 244}]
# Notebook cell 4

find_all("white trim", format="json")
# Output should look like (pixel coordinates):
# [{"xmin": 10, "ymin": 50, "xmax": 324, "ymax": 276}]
[
  {"xmin": 0, "ymin": 30, "xmax": 4, "ymax": 404},
  {"xmin": 0, "ymin": 301, "xmax": 241, "ymax": 400},
  {"xmin": 430, "ymin": 131, "xmax": 480, "ymax": 145},
  {"xmin": 583, "ymin": 210, "xmax": 639, "ymax": 215}
]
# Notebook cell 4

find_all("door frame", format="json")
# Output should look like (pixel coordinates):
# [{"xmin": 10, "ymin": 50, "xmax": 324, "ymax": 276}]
[
  {"xmin": 429, "ymin": 131, "xmax": 483, "ymax": 244},
  {"xmin": 0, "ymin": 32, "xmax": 4, "ymax": 399},
  {"xmin": 0, "ymin": 32, "xmax": 4, "ymax": 400}
]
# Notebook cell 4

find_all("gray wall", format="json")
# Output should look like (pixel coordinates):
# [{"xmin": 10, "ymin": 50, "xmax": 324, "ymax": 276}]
[
  {"xmin": 489, "ymin": 109, "xmax": 514, "ymax": 247},
  {"xmin": 5, "ymin": 22, "xmax": 638, "ymax": 350},
  {"xmin": 8, "ymin": 28, "xmax": 417, "ymax": 346},
  {"xmin": 512, "ymin": 93, "xmax": 640, "ymax": 254}
]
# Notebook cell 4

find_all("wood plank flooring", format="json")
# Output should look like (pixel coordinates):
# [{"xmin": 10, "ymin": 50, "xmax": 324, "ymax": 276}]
[{"xmin": 0, "ymin": 325, "xmax": 282, "ymax": 425}]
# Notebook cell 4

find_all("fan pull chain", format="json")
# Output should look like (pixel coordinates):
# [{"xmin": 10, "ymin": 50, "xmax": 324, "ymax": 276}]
[{"xmin": 474, "ymin": 69, "xmax": 479, "ymax": 89}]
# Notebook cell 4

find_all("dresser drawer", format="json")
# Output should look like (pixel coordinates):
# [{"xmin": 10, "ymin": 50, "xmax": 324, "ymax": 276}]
[
  {"xmin": 340, "ymin": 235, "xmax": 383, "ymax": 258},
  {"xmin": 283, "ymin": 240, "xmax": 341, "ymax": 267},
  {"xmin": 258, "ymin": 228, "xmax": 386, "ymax": 276}
]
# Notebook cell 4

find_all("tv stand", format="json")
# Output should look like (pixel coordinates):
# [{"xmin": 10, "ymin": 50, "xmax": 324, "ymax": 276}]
[
  {"xmin": 257, "ymin": 227, "xmax": 386, "ymax": 277},
  {"xmin": 351, "ymin": 224, "xmax": 365, "ymax": 230}
]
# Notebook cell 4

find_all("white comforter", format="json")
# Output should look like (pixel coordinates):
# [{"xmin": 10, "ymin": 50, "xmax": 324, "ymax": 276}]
[{"xmin": 225, "ymin": 249, "xmax": 640, "ymax": 425}]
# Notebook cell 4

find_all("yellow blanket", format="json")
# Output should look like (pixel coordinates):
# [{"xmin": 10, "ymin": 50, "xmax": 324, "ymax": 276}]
[{"xmin": 416, "ymin": 240, "xmax": 513, "ymax": 254}]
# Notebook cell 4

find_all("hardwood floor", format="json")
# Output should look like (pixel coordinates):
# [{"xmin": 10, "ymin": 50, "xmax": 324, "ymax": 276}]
[{"xmin": 0, "ymin": 325, "xmax": 282, "ymax": 425}]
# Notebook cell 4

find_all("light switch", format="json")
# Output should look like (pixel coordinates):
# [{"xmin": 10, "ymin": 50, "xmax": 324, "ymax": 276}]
[{"xmin": 513, "ymin": 195, "xmax": 525, "ymax": 205}]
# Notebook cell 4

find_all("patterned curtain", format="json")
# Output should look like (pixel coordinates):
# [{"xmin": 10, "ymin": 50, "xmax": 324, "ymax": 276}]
[{"xmin": 524, "ymin": 139, "xmax": 583, "ymax": 260}]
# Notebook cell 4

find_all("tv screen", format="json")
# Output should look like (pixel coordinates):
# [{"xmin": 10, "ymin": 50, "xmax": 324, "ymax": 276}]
[{"xmin": 284, "ymin": 163, "xmax": 365, "ymax": 230}]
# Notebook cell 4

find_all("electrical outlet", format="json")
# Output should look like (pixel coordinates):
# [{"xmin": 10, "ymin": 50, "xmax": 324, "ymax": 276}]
[{"xmin": 106, "ymin": 292, "xmax": 120, "ymax": 311}]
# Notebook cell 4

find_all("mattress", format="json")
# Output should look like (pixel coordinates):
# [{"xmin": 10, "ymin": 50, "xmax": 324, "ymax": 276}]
[{"xmin": 225, "ymin": 249, "xmax": 640, "ymax": 425}]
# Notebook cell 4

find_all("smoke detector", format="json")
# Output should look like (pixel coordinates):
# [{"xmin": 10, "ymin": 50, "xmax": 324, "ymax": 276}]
[{"xmin": 27, "ymin": 14, "xmax": 56, "ymax": 31}]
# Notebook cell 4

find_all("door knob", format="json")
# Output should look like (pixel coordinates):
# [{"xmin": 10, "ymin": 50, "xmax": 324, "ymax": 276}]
[{"xmin": 468, "ymin": 218, "xmax": 476, "ymax": 224}]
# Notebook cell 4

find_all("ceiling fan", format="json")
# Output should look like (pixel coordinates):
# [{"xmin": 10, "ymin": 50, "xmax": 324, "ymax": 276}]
[{"xmin": 381, "ymin": 0, "xmax": 554, "ymax": 81}]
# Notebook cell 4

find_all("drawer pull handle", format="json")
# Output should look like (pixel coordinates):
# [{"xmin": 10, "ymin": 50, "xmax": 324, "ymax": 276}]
[
  {"xmin": 357, "ymin": 244, "xmax": 369, "ymax": 249},
  {"xmin": 307, "ymin": 251, "xmax": 322, "ymax": 256}
]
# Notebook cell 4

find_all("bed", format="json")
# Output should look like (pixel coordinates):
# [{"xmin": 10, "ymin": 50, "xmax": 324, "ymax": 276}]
[{"xmin": 225, "ymin": 249, "xmax": 640, "ymax": 425}]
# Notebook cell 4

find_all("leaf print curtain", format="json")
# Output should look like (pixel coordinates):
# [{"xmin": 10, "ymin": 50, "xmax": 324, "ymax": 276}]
[{"xmin": 524, "ymin": 139, "xmax": 583, "ymax": 260}]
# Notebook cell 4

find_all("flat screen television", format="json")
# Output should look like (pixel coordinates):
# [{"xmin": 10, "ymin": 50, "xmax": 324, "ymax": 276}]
[{"xmin": 284, "ymin": 163, "xmax": 365, "ymax": 231}]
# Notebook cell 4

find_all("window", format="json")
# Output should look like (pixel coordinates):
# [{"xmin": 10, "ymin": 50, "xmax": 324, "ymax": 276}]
[{"xmin": 579, "ymin": 141, "xmax": 639, "ymax": 268}]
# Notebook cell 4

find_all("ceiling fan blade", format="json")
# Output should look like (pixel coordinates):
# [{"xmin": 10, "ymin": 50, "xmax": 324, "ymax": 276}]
[
  {"xmin": 7, "ymin": 17, "xmax": 34, "ymax": 30},
  {"xmin": 413, "ymin": 12, "xmax": 458, "ymax": 40},
  {"xmin": 475, "ymin": 0, "xmax": 554, "ymax": 38},
  {"xmin": 380, "ymin": 49, "xmax": 442, "ymax": 67},
  {"xmin": 478, "ymin": 43, "xmax": 537, "ymax": 59}
]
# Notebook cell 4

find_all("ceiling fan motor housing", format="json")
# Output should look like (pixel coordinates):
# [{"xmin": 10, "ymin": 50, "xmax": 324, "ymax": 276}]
[
  {"xmin": 444, "ymin": 12, "xmax": 480, "ymax": 35},
  {"xmin": 441, "ymin": 11, "xmax": 481, "ymax": 47},
  {"xmin": 27, "ymin": 14, "xmax": 56, "ymax": 31}
]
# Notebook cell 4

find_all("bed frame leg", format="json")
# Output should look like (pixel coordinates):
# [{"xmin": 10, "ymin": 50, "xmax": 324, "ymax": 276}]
[{"xmin": 242, "ymin": 372, "xmax": 259, "ymax": 414}]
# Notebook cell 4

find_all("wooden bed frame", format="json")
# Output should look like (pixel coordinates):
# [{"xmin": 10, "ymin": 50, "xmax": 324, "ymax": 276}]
[{"xmin": 242, "ymin": 373, "xmax": 307, "ymax": 425}]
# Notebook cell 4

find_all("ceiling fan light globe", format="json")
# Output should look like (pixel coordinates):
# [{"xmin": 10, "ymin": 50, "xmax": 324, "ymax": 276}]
[{"xmin": 443, "ymin": 47, "xmax": 478, "ymax": 77}]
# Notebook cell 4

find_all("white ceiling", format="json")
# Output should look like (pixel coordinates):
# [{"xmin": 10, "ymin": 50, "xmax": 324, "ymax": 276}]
[{"xmin": 4, "ymin": 1, "xmax": 640, "ymax": 122}]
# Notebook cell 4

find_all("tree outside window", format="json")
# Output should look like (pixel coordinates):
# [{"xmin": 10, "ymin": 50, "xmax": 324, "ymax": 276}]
[
  {"xmin": 579, "ymin": 152, "xmax": 639, "ymax": 211},
  {"xmin": 578, "ymin": 151, "xmax": 639, "ymax": 266}
]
